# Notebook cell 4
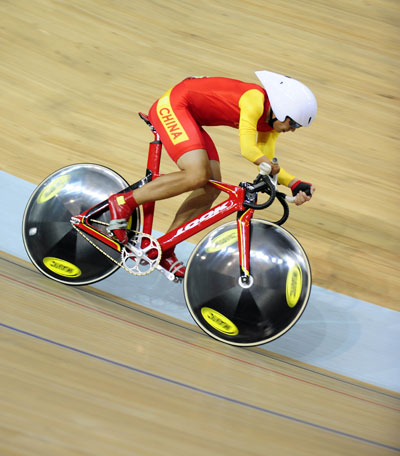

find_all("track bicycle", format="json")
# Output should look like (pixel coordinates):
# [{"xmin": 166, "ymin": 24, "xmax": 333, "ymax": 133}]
[{"xmin": 22, "ymin": 113, "xmax": 311, "ymax": 347}]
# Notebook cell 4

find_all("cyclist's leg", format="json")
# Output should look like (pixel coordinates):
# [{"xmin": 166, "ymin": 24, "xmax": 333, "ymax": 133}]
[
  {"xmin": 166, "ymin": 160, "xmax": 221, "ymax": 232},
  {"xmin": 133, "ymin": 148, "xmax": 212, "ymax": 204},
  {"xmin": 108, "ymin": 85, "xmax": 216, "ymax": 244},
  {"xmin": 136, "ymin": 148, "xmax": 213, "ymax": 277},
  {"xmin": 126, "ymin": 121, "xmax": 220, "ymax": 206},
  {"xmin": 108, "ymin": 148, "xmax": 212, "ymax": 244},
  {"xmin": 165, "ymin": 127, "xmax": 221, "ymax": 231}
]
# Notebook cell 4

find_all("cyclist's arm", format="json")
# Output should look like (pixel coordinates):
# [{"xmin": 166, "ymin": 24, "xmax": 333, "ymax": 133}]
[
  {"xmin": 238, "ymin": 89, "xmax": 279, "ymax": 176},
  {"xmin": 257, "ymin": 131, "xmax": 295, "ymax": 187},
  {"xmin": 238, "ymin": 89, "xmax": 269, "ymax": 163},
  {"xmin": 238, "ymin": 90, "xmax": 313, "ymax": 203}
]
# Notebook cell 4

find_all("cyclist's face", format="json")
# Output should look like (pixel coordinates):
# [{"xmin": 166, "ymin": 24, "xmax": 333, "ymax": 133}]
[{"xmin": 273, "ymin": 117, "xmax": 298, "ymax": 133}]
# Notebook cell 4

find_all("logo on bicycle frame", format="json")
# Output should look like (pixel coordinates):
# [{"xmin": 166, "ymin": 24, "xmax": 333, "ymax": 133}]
[{"xmin": 176, "ymin": 201, "xmax": 233, "ymax": 236}]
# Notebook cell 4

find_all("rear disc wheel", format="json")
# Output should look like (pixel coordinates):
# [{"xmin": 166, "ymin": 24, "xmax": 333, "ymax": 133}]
[{"xmin": 22, "ymin": 163, "xmax": 140, "ymax": 285}]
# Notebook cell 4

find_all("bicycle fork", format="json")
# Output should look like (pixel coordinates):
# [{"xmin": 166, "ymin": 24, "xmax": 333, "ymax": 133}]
[{"xmin": 237, "ymin": 208, "xmax": 255, "ymax": 288}]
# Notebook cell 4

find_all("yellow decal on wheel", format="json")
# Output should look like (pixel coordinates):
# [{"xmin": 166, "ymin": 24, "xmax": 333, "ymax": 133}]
[
  {"xmin": 37, "ymin": 175, "xmax": 70, "ymax": 203},
  {"xmin": 201, "ymin": 307, "xmax": 239, "ymax": 335},
  {"xmin": 43, "ymin": 257, "xmax": 81, "ymax": 277},
  {"xmin": 205, "ymin": 229, "xmax": 238, "ymax": 253},
  {"xmin": 286, "ymin": 264, "xmax": 302, "ymax": 308}
]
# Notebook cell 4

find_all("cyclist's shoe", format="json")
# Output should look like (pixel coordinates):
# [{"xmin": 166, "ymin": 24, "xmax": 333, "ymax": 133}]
[
  {"xmin": 160, "ymin": 249, "xmax": 186, "ymax": 278},
  {"xmin": 108, "ymin": 192, "xmax": 138, "ymax": 244}
]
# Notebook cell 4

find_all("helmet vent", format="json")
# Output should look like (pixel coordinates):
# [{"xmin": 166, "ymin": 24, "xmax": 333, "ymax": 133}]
[{"xmin": 308, "ymin": 117, "xmax": 312, "ymax": 124}]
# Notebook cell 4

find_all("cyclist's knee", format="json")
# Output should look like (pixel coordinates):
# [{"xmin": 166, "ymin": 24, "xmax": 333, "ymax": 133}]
[
  {"xmin": 183, "ymin": 168, "xmax": 211, "ymax": 190},
  {"xmin": 176, "ymin": 149, "xmax": 214, "ymax": 191}
]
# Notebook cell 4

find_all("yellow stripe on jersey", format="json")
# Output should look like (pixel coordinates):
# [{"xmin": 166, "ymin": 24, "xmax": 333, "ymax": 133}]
[{"xmin": 156, "ymin": 88, "xmax": 189, "ymax": 145}]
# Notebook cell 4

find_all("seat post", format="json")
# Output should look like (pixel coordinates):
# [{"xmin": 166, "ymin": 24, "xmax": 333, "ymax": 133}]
[
  {"xmin": 139, "ymin": 112, "xmax": 162, "ymax": 175},
  {"xmin": 146, "ymin": 131, "xmax": 162, "ymax": 175},
  {"xmin": 138, "ymin": 112, "xmax": 162, "ymax": 236}
]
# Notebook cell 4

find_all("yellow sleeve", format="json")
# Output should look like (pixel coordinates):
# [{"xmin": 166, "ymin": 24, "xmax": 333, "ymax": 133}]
[
  {"xmin": 257, "ymin": 131, "xmax": 295, "ymax": 187},
  {"xmin": 239, "ymin": 89, "xmax": 295, "ymax": 187},
  {"xmin": 238, "ymin": 89, "xmax": 265, "ymax": 163}
]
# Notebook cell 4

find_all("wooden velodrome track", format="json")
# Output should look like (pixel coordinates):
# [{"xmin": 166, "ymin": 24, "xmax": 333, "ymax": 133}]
[{"xmin": 1, "ymin": 1, "xmax": 399, "ymax": 455}]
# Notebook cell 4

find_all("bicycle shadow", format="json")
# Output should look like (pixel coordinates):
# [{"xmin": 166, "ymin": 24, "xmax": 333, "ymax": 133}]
[{"xmin": 266, "ymin": 285, "xmax": 362, "ymax": 363}]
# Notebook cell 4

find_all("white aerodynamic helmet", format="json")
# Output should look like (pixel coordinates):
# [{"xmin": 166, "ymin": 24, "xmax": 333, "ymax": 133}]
[{"xmin": 255, "ymin": 70, "xmax": 317, "ymax": 127}]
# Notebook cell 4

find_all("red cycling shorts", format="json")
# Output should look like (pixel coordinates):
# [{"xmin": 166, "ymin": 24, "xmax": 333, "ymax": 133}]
[{"xmin": 148, "ymin": 84, "xmax": 220, "ymax": 163}]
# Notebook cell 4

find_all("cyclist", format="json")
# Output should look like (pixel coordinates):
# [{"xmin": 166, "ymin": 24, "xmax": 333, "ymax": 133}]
[{"xmin": 108, "ymin": 70, "xmax": 317, "ymax": 278}]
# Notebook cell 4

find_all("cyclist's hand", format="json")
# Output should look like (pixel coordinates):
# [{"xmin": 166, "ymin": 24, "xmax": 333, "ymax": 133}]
[
  {"xmin": 259, "ymin": 160, "xmax": 280, "ymax": 176},
  {"xmin": 270, "ymin": 161, "xmax": 280, "ymax": 175},
  {"xmin": 290, "ymin": 180, "xmax": 315, "ymax": 205}
]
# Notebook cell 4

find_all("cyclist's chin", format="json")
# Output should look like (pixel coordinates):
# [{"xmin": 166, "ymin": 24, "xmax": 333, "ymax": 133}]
[{"xmin": 273, "ymin": 125, "xmax": 289, "ymax": 133}]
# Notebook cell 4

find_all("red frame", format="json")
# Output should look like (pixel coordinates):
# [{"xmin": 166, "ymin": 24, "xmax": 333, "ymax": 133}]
[{"xmin": 73, "ymin": 126, "xmax": 255, "ymax": 280}]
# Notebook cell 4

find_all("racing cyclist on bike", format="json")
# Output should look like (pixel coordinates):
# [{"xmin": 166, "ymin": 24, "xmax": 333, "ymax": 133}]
[{"xmin": 107, "ymin": 70, "xmax": 317, "ymax": 278}]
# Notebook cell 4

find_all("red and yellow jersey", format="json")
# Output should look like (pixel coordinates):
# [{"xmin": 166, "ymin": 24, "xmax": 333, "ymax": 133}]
[
  {"xmin": 150, "ymin": 77, "xmax": 295, "ymax": 186},
  {"xmin": 176, "ymin": 77, "xmax": 271, "ymax": 130}
]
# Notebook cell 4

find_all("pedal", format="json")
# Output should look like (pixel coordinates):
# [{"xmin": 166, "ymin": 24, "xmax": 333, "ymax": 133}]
[
  {"xmin": 155, "ymin": 265, "xmax": 183, "ymax": 283},
  {"xmin": 106, "ymin": 219, "xmax": 128, "ymax": 237}
]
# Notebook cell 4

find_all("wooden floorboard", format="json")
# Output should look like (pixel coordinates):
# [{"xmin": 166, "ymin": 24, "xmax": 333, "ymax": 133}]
[{"xmin": 1, "ymin": 253, "xmax": 398, "ymax": 455}]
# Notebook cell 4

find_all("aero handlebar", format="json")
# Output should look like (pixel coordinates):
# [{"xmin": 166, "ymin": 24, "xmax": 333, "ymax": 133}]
[{"xmin": 242, "ymin": 159, "xmax": 296, "ymax": 225}]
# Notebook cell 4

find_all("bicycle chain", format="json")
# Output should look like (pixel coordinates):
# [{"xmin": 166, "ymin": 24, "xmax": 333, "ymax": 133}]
[{"xmin": 71, "ymin": 222, "xmax": 161, "ymax": 276}]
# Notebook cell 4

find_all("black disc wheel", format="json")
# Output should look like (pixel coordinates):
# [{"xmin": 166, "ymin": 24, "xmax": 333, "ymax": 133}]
[
  {"xmin": 184, "ymin": 219, "xmax": 311, "ymax": 346},
  {"xmin": 22, "ymin": 163, "xmax": 140, "ymax": 285}
]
